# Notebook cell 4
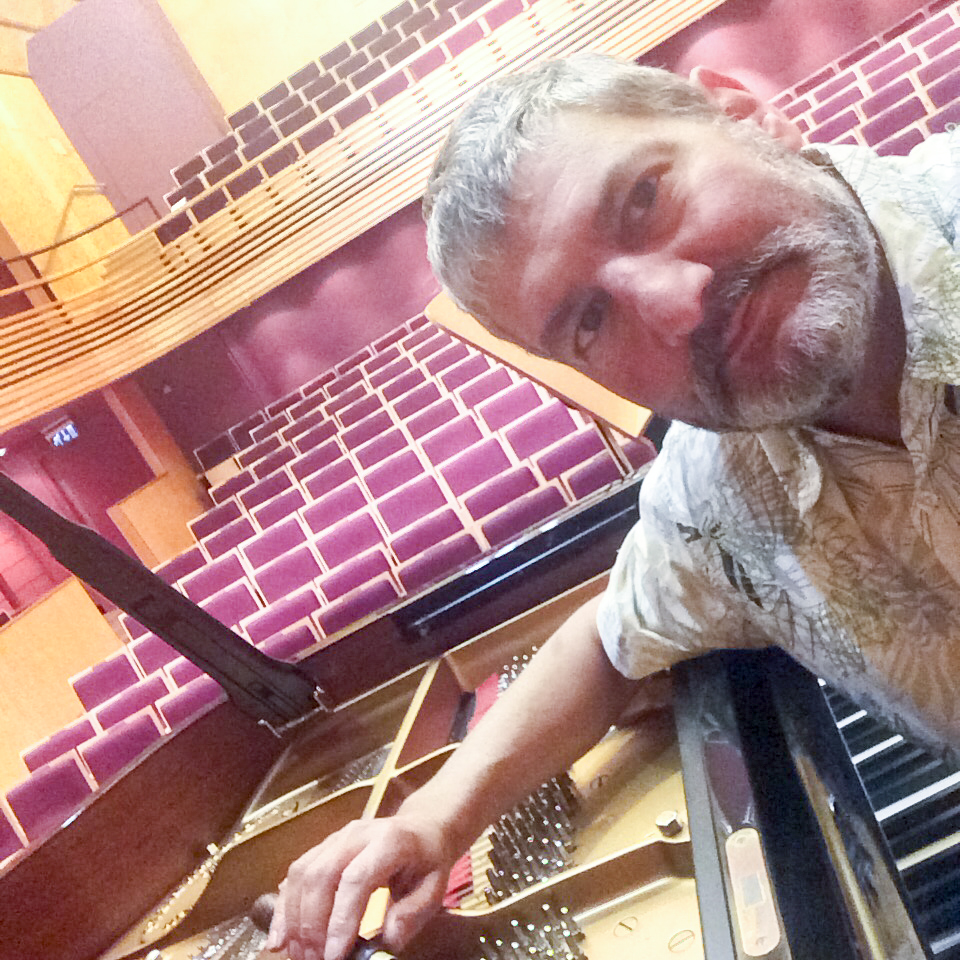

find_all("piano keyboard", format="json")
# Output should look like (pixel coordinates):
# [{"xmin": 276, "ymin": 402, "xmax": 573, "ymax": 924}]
[{"xmin": 825, "ymin": 685, "xmax": 960, "ymax": 958}]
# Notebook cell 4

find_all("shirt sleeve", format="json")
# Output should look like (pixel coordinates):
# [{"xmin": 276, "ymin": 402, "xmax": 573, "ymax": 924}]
[{"xmin": 596, "ymin": 429, "xmax": 774, "ymax": 679}]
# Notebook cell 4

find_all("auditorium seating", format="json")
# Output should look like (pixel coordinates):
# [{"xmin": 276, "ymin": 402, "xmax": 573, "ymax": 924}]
[
  {"xmin": 0, "ymin": 805, "xmax": 23, "ymax": 864},
  {"xmin": 69, "ymin": 652, "xmax": 140, "ymax": 712},
  {"xmin": 6, "ymin": 754, "xmax": 94, "ymax": 842},
  {"xmin": 3, "ymin": 313, "xmax": 655, "ymax": 857},
  {"xmin": 159, "ymin": 0, "xmax": 531, "ymax": 246},
  {"xmin": 79, "ymin": 710, "xmax": 165, "ymax": 783},
  {"xmin": 20, "ymin": 718, "xmax": 97, "ymax": 773}
]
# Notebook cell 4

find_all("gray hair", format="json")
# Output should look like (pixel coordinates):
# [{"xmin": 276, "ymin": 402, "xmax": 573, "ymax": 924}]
[{"xmin": 422, "ymin": 54, "xmax": 724, "ymax": 323}]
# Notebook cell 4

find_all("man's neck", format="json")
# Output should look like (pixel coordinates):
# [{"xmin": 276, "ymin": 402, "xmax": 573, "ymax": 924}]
[{"xmin": 813, "ymin": 263, "xmax": 906, "ymax": 446}]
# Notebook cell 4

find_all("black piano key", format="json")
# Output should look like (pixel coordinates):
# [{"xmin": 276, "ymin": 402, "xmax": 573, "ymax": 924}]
[
  {"xmin": 880, "ymin": 782, "xmax": 960, "ymax": 856},
  {"xmin": 861, "ymin": 749, "xmax": 953, "ymax": 811},
  {"xmin": 859, "ymin": 739, "xmax": 936, "ymax": 785},
  {"xmin": 824, "ymin": 681, "xmax": 960, "ymax": 956},
  {"xmin": 838, "ymin": 711, "xmax": 898, "ymax": 756},
  {"xmin": 902, "ymin": 846, "xmax": 960, "ymax": 943}
]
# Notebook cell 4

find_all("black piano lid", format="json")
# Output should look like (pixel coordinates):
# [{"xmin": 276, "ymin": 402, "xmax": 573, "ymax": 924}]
[{"xmin": 0, "ymin": 469, "xmax": 643, "ymax": 728}]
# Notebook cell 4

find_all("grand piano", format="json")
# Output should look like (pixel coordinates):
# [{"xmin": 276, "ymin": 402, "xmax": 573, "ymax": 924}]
[{"xmin": 0, "ymin": 464, "xmax": 956, "ymax": 960}]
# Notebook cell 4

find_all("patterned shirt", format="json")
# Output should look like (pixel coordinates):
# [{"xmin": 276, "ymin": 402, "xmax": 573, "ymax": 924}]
[{"xmin": 597, "ymin": 129, "xmax": 960, "ymax": 757}]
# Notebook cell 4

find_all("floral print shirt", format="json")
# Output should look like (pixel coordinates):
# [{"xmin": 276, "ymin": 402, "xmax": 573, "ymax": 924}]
[{"xmin": 597, "ymin": 129, "xmax": 960, "ymax": 757}]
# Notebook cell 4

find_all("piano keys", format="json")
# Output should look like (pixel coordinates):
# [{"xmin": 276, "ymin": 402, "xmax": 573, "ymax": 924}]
[{"xmin": 827, "ymin": 686, "xmax": 960, "ymax": 957}]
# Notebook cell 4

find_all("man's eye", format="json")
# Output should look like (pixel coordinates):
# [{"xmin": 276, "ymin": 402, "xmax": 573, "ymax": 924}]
[
  {"xmin": 573, "ymin": 295, "xmax": 608, "ymax": 358},
  {"xmin": 622, "ymin": 177, "xmax": 657, "ymax": 238}
]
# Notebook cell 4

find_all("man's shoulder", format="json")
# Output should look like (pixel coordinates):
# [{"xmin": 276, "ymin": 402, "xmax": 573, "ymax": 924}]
[{"xmin": 639, "ymin": 423, "xmax": 770, "ymax": 522}]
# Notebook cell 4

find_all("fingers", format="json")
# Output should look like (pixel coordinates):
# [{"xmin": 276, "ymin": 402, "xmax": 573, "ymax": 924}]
[
  {"xmin": 267, "ymin": 822, "xmax": 438, "ymax": 960},
  {"xmin": 267, "ymin": 830, "xmax": 367, "ymax": 960}
]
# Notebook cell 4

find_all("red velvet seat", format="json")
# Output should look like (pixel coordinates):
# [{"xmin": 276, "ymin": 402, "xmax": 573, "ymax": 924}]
[
  {"xmin": 243, "ymin": 586, "xmax": 322, "ymax": 644},
  {"xmin": 209, "ymin": 468, "xmax": 256, "ymax": 504},
  {"xmin": 377, "ymin": 475, "xmax": 446, "ymax": 534},
  {"xmin": 95, "ymin": 675, "xmax": 170, "ymax": 729},
  {"xmin": 130, "ymin": 633, "xmax": 180, "ymax": 674},
  {"xmin": 70, "ymin": 652, "xmax": 140, "ymax": 712},
  {"xmin": 314, "ymin": 512, "xmax": 384, "ymax": 570},
  {"xmin": 419, "ymin": 415, "xmax": 483, "ymax": 466},
  {"xmin": 477, "ymin": 381, "xmax": 542, "ymax": 432},
  {"xmin": 0, "ymin": 804, "xmax": 24, "ymax": 864},
  {"xmin": 253, "ymin": 544, "xmax": 323, "ymax": 604},
  {"xmin": 316, "ymin": 578, "xmax": 400, "ymax": 636},
  {"xmin": 241, "ymin": 516, "xmax": 309, "ymax": 570},
  {"xmin": 439, "ymin": 437, "xmax": 512, "ymax": 497},
  {"xmin": 302, "ymin": 480, "xmax": 369, "ymax": 536},
  {"xmin": 504, "ymin": 400, "xmax": 578, "ymax": 460},
  {"xmin": 6, "ymin": 754, "xmax": 93, "ymax": 842},
  {"xmin": 153, "ymin": 544, "xmax": 207, "ymax": 585},
  {"xmin": 319, "ymin": 549, "xmax": 393, "ymax": 602},
  {"xmin": 156, "ymin": 675, "xmax": 224, "ymax": 730},
  {"xmin": 181, "ymin": 552, "xmax": 247, "ymax": 603},
  {"xmin": 253, "ymin": 486, "xmax": 307, "ymax": 529},
  {"xmin": 20, "ymin": 718, "xmax": 97, "ymax": 773},
  {"xmin": 257, "ymin": 622, "xmax": 321, "ymax": 660},
  {"xmin": 303, "ymin": 457, "xmax": 358, "ymax": 502},
  {"xmin": 481, "ymin": 486, "xmax": 569, "ymax": 548},
  {"xmin": 536, "ymin": 428, "xmax": 606, "ymax": 480},
  {"xmin": 240, "ymin": 469, "xmax": 294, "ymax": 512},
  {"xmin": 202, "ymin": 515, "xmax": 257, "ymax": 559},
  {"xmin": 396, "ymin": 533, "xmax": 483, "ymax": 593},
  {"xmin": 80, "ymin": 709, "xmax": 164, "ymax": 783},
  {"xmin": 363, "ymin": 450, "xmax": 424, "ymax": 499},
  {"xmin": 390, "ymin": 508, "xmax": 464, "ymax": 562},
  {"xmin": 567, "ymin": 452, "xmax": 623, "ymax": 500},
  {"xmin": 201, "ymin": 579, "xmax": 263, "ymax": 627},
  {"xmin": 188, "ymin": 499, "xmax": 244, "ymax": 541},
  {"xmin": 463, "ymin": 467, "xmax": 539, "ymax": 521}
]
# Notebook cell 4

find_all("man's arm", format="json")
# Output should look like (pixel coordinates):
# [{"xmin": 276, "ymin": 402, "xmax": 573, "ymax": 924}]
[{"xmin": 267, "ymin": 594, "xmax": 641, "ymax": 960}]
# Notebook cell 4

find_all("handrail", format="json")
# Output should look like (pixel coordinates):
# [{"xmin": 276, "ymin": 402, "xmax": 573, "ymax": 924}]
[
  {"xmin": 4, "ymin": 195, "xmax": 159, "ymax": 265},
  {"xmin": 0, "ymin": 0, "xmax": 724, "ymax": 433}
]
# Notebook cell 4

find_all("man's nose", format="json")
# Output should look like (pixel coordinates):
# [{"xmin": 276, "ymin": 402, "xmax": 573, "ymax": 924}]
[{"xmin": 598, "ymin": 254, "xmax": 714, "ymax": 347}]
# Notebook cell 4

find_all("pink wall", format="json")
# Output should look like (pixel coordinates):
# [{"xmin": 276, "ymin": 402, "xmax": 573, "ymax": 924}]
[
  {"xmin": 133, "ymin": 201, "xmax": 438, "ymax": 455},
  {"xmin": 641, "ymin": 0, "xmax": 928, "ymax": 98},
  {"xmin": 0, "ymin": 394, "xmax": 155, "ymax": 612},
  {"xmin": 28, "ymin": 0, "xmax": 227, "ymax": 233}
]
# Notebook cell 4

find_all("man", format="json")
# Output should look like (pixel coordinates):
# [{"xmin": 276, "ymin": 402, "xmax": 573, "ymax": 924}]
[{"xmin": 268, "ymin": 54, "xmax": 960, "ymax": 960}]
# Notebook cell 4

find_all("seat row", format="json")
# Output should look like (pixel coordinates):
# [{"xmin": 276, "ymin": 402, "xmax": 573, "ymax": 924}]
[
  {"xmin": 1, "ymin": 312, "xmax": 655, "ymax": 865},
  {"xmin": 164, "ymin": 0, "xmax": 516, "ymax": 218},
  {"xmin": 194, "ymin": 313, "xmax": 434, "ymax": 471},
  {"xmin": 0, "ymin": 617, "xmax": 319, "ymax": 862}
]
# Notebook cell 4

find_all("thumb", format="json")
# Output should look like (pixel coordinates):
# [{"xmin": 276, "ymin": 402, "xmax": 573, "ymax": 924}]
[{"xmin": 381, "ymin": 871, "xmax": 448, "ymax": 949}]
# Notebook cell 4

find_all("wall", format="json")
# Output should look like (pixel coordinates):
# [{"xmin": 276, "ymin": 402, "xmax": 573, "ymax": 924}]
[
  {"xmin": 0, "ymin": 76, "xmax": 127, "ymax": 298},
  {"xmin": 157, "ymin": 0, "xmax": 395, "ymax": 115},
  {"xmin": 0, "ymin": 577, "xmax": 122, "ymax": 794},
  {"xmin": 133, "ymin": 200, "xmax": 438, "ymax": 456},
  {"xmin": 27, "ymin": 0, "xmax": 228, "ymax": 234},
  {"xmin": 0, "ymin": 393, "xmax": 155, "ymax": 612}
]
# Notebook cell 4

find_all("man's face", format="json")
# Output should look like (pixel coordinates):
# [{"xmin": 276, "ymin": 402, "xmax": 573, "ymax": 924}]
[{"xmin": 482, "ymin": 108, "xmax": 878, "ymax": 431}]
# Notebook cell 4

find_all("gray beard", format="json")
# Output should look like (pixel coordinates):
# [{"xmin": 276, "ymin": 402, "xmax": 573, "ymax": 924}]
[{"xmin": 687, "ymin": 147, "xmax": 880, "ymax": 432}]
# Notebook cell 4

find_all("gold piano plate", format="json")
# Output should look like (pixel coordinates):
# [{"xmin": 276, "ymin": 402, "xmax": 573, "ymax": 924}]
[{"xmin": 98, "ymin": 577, "xmax": 704, "ymax": 960}]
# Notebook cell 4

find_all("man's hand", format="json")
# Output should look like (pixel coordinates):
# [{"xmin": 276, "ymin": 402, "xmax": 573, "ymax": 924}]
[
  {"xmin": 265, "ymin": 593, "xmax": 642, "ymax": 960},
  {"xmin": 265, "ymin": 812, "xmax": 456, "ymax": 960}
]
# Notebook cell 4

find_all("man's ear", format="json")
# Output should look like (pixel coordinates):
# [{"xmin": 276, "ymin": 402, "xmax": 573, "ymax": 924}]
[{"xmin": 689, "ymin": 65, "xmax": 804, "ymax": 152}]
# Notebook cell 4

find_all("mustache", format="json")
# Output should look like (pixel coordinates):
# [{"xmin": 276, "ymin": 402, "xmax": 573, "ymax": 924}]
[{"xmin": 689, "ymin": 248, "xmax": 806, "ymax": 405}]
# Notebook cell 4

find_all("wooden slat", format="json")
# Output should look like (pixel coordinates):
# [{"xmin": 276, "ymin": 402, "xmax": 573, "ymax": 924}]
[{"xmin": 0, "ymin": 0, "xmax": 725, "ymax": 432}]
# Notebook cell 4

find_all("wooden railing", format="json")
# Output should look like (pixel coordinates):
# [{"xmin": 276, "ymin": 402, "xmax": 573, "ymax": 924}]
[{"xmin": 0, "ymin": 0, "xmax": 725, "ymax": 433}]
